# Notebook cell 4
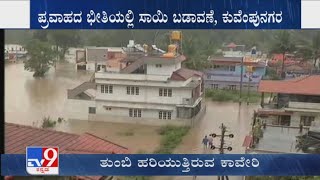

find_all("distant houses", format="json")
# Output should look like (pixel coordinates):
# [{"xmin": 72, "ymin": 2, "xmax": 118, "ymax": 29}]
[
  {"xmin": 205, "ymin": 43, "xmax": 267, "ymax": 91},
  {"xmin": 4, "ymin": 44, "xmax": 27, "ymax": 62}
]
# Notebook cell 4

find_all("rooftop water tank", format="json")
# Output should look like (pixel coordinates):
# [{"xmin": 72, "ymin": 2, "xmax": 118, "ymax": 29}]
[
  {"xmin": 171, "ymin": 31, "xmax": 182, "ymax": 41},
  {"xmin": 128, "ymin": 40, "xmax": 135, "ymax": 47},
  {"xmin": 162, "ymin": 52, "xmax": 175, "ymax": 58},
  {"xmin": 168, "ymin": 44, "xmax": 177, "ymax": 54}
]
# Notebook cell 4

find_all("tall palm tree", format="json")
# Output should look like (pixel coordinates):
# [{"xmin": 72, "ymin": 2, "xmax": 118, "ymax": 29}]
[
  {"xmin": 270, "ymin": 31, "xmax": 295, "ymax": 79},
  {"xmin": 296, "ymin": 32, "xmax": 320, "ymax": 70}
]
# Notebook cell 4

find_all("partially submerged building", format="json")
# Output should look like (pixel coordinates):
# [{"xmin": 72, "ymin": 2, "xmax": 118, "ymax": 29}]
[
  {"xmin": 75, "ymin": 47, "xmax": 126, "ymax": 71},
  {"xmin": 256, "ymin": 75, "xmax": 320, "ymax": 127},
  {"xmin": 205, "ymin": 56, "xmax": 267, "ymax": 91},
  {"xmin": 67, "ymin": 32, "xmax": 205, "ymax": 126}
]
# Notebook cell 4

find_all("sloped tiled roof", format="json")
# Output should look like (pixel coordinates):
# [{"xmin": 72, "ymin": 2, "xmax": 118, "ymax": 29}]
[
  {"xmin": 258, "ymin": 75, "xmax": 320, "ymax": 95},
  {"xmin": 170, "ymin": 68, "xmax": 204, "ymax": 81},
  {"xmin": 5, "ymin": 123, "xmax": 129, "ymax": 154}
]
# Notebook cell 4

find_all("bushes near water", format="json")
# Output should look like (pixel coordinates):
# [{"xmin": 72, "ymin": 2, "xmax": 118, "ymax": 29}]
[
  {"xmin": 205, "ymin": 89, "xmax": 261, "ymax": 103},
  {"xmin": 154, "ymin": 126, "xmax": 190, "ymax": 154}
]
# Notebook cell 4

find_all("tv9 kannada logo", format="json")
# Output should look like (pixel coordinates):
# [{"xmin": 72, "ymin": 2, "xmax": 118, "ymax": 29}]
[{"xmin": 26, "ymin": 147, "xmax": 59, "ymax": 175}]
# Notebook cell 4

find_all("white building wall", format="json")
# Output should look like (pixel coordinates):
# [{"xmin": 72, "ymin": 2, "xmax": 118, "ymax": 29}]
[
  {"xmin": 290, "ymin": 112, "xmax": 320, "ymax": 127},
  {"xmin": 146, "ymin": 63, "xmax": 180, "ymax": 76},
  {"xmin": 66, "ymin": 99, "xmax": 95, "ymax": 120},
  {"xmin": 96, "ymin": 85, "xmax": 192, "ymax": 105},
  {"xmin": 86, "ymin": 63, "xmax": 95, "ymax": 71},
  {"xmin": 96, "ymin": 104, "xmax": 176, "ymax": 119}
]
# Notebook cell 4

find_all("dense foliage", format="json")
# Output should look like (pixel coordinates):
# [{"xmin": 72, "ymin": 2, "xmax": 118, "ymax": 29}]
[{"xmin": 24, "ymin": 39, "xmax": 55, "ymax": 77}]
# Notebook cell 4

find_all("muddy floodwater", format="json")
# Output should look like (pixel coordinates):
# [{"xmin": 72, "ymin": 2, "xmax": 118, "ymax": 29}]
[{"xmin": 5, "ymin": 62, "xmax": 258, "ymax": 154}]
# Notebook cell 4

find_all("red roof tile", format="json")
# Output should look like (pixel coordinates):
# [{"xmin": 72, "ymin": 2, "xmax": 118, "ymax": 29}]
[
  {"xmin": 170, "ymin": 68, "xmax": 204, "ymax": 81},
  {"xmin": 258, "ymin": 75, "xmax": 320, "ymax": 96},
  {"xmin": 5, "ymin": 123, "xmax": 129, "ymax": 154},
  {"xmin": 226, "ymin": 42, "xmax": 237, "ymax": 48}
]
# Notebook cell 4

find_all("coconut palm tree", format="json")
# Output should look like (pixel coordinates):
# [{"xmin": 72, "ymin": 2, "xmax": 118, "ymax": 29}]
[
  {"xmin": 296, "ymin": 32, "xmax": 320, "ymax": 70},
  {"xmin": 270, "ymin": 31, "xmax": 295, "ymax": 79}
]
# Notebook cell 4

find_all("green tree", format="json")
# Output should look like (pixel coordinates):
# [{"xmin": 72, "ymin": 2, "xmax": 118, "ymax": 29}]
[
  {"xmin": 48, "ymin": 30, "xmax": 81, "ymax": 60},
  {"xmin": 33, "ymin": 30, "xmax": 48, "ymax": 42},
  {"xmin": 270, "ymin": 31, "xmax": 295, "ymax": 79},
  {"xmin": 296, "ymin": 32, "xmax": 320, "ymax": 69},
  {"xmin": 24, "ymin": 39, "xmax": 55, "ymax": 77}
]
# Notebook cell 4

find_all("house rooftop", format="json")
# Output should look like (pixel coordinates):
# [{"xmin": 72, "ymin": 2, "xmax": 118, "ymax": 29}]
[
  {"xmin": 5, "ymin": 123, "xmax": 129, "ymax": 154},
  {"xmin": 170, "ymin": 68, "xmax": 204, "ymax": 81},
  {"xmin": 258, "ymin": 75, "xmax": 320, "ymax": 96}
]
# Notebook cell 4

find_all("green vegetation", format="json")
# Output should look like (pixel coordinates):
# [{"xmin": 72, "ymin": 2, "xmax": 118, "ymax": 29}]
[
  {"xmin": 269, "ymin": 31, "xmax": 296, "ymax": 79},
  {"xmin": 154, "ymin": 126, "xmax": 190, "ymax": 154},
  {"xmin": 117, "ymin": 129, "xmax": 135, "ymax": 136},
  {"xmin": 34, "ymin": 116, "xmax": 65, "ymax": 129},
  {"xmin": 24, "ymin": 39, "xmax": 55, "ymax": 77},
  {"xmin": 205, "ymin": 89, "xmax": 261, "ymax": 103},
  {"xmin": 265, "ymin": 67, "xmax": 281, "ymax": 80}
]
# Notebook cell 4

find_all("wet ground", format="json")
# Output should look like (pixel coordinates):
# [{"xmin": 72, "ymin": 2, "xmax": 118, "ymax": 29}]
[{"xmin": 5, "ymin": 62, "xmax": 257, "ymax": 179}]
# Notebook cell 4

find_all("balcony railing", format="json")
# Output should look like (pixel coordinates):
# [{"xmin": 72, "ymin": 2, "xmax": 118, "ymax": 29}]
[
  {"xmin": 288, "ymin": 101, "xmax": 320, "ymax": 110},
  {"xmin": 182, "ymin": 98, "xmax": 196, "ymax": 105}
]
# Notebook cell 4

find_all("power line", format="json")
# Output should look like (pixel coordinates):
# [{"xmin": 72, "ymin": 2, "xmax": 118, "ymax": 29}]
[{"xmin": 209, "ymin": 123, "xmax": 234, "ymax": 180}]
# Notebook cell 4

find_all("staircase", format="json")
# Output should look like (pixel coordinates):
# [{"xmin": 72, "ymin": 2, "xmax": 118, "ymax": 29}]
[
  {"xmin": 120, "ymin": 59, "xmax": 144, "ymax": 74},
  {"xmin": 67, "ymin": 80, "xmax": 96, "ymax": 100}
]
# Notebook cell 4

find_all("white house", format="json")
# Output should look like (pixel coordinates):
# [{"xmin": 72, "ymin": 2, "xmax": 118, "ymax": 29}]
[
  {"xmin": 67, "ymin": 43, "xmax": 205, "ymax": 126},
  {"xmin": 5, "ymin": 44, "xmax": 27, "ymax": 58}
]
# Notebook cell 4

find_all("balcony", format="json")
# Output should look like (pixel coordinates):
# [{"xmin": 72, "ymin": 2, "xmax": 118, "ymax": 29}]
[{"xmin": 288, "ymin": 101, "xmax": 320, "ymax": 110}]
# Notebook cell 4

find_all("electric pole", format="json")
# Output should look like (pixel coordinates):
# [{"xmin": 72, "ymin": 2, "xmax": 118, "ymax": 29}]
[{"xmin": 209, "ymin": 123, "xmax": 234, "ymax": 180}]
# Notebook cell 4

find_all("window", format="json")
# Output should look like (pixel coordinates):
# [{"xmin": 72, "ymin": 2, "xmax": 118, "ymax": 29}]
[
  {"xmin": 156, "ymin": 64, "xmax": 162, "ymax": 68},
  {"xmin": 89, "ymin": 107, "xmax": 96, "ymax": 114},
  {"xmin": 101, "ymin": 85, "xmax": 113, "ymax": 94},
  {"xmin": 104, "ymin": 107, "xmax": 112, "ymax": 111},
  {"xmin": 229, "ymin": 66, "xmax": 235, "ymax": 71},
  {"xmin": 213, "ymin": 65, "xmax": 220, "ymax": 69},
  {"xmin": 213, "ymin": 84, "xmax": 219, "ymax": 90},
  {"xmin": 300, "ymin": 116, "xmax": 315, "ymax": 126},
  {"xmin": 167, "ymin": 112, "xmax": 172, "ymax": 120},
  {"xmin": 129, "ymin": 109, "xmax": 141, "ymax": 118},
  {"xmin": 168, "ymin": 89, "xmax": 172, "ymax": 97},
  {"xmin": 159, "ymin": 88, "xmax": 172, "ymax": 97},
  {"xmin": 159, "ymin": 111, "xmax": 163, "ymax": 119},
  {"xmin": 127, "ymin": 86, "xmax": 140, "ymax": 95},
  {"xmin": 159, "ymin": 111, "xmax": 172, "ymax": 120},
  {"xmin": 101, "ymin": 85, "xmax": 105, "ymax": 93}
]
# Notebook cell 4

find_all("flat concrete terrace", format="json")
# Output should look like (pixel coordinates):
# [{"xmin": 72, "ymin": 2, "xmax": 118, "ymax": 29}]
[{"xmin": 252, "ymin": 126, "xmax": 308, "ymax": 153}]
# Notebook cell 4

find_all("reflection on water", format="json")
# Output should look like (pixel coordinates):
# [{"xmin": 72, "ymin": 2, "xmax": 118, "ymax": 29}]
[
  {"xmin": 5, "ymin": 62, "xmax": 91, "ymax": 125},
  {"xmin": 5, "ymin": 62, "xmax": 257, "ymax": 153}
]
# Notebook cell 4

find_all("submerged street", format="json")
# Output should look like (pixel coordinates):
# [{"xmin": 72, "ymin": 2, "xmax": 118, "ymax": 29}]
[{"xmin": 5, "ymin": 62, "xmax": 257, "ymax": 180}]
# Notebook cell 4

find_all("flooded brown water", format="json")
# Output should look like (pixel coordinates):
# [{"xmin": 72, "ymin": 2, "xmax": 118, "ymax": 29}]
[{"xmin": 5, "ymin": 62, "xmax": 258, "ymax": 155}]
